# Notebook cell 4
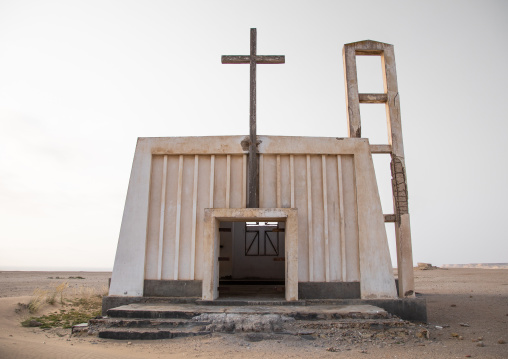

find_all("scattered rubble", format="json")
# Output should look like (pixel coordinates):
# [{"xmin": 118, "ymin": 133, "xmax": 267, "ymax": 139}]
[{"xmin": 193, "ymin": 313, "xmax": 293, "ymax": 333}]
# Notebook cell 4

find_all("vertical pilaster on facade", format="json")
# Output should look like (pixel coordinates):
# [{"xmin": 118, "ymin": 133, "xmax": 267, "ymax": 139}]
[{"xmin": 343, "ymin": 40, "xmax": 415, "ymax": 298}]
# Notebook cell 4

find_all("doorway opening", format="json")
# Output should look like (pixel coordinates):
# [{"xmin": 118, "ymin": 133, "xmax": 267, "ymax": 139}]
[
  {"xmin": 202, "ymin": 208, "xmax": 298, "ymax": 301},
  {"xmin": 218, "ymin": 221, "xmax": 286, "ymax": 299}
]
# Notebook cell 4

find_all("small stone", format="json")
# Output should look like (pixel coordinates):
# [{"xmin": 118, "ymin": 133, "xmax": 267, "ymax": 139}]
[
  {"xmin": 298, "ymin": 330, "xmax": 315, "ymax": 335},
  {"xmin": 326, "ymin": 347, "xmax": 339, "ymax": 352},
  {"xmin": 476, "ymin": 341, "xmax": 485, "ymax": 347},
  {"xmin": 451, "ymin": 304, "xmax": 457, "ymax": 307},
  {"xmin": 417, "ymin": 329, "xmax": 430, "ymax": 339},
  {"xmin": 451, "ymin": 333, "xmax": 459, "ymax": 338},
  {"xmin": 498, "ymin": 339, "xmax": 506, "ymax": 344},
  {"xmin": 127, "ymin": 342, "xmax": 132, "ymax": 345},
  {"xmin": 435, "ymin": 326, "xmax": 443, "ymax": 330},
  {"xmin": 459, "ymin": 336, "xmax": 464, "ymax": 340},
  {"xmin": 245, "ymin": 333, "xmax": 264, "ymax": 342},
  {"xmin": 465, "ymin": 355, "xmax": 471, "ymax": 358},
  {"xmin": 299, "ymin": 334, "xmax": 315, "ymax": 341},
  {"xmin": 28, "ymin": 320, "xmax": 42, "ymax": 327},
  {"xmin": 459, "ymin": 323, "xmax": 470, "ymax": 327}
]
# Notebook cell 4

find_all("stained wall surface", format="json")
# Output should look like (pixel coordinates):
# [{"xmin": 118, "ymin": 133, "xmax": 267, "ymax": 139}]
[
  {"xmin": 143, "ymin": 152, "xmax": 360, "ymax": 284},
  {"xmin": 109, "ymin": 136, "xmax": 397, "ymax": 299}
]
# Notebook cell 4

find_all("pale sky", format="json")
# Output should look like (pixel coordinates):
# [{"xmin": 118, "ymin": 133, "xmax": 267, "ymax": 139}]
[{"xmin": 0, "ymin": 0, "xmax": 507, "ymax": 270}]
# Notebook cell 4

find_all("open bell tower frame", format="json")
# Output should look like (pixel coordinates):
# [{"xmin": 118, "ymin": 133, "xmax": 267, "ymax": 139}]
[{"xmin": 343, "ymin": 40, "xmax": 415, "ymax": 298}]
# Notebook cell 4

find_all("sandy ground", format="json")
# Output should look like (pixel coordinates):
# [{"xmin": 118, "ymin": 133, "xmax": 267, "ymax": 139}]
[{"xmin": 0, "ymin": 269, "xmax": 507, "ymax": 358}]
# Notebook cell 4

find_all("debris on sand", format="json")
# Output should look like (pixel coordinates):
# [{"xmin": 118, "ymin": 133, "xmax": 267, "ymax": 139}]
[{"xmin": 416, "ymin": 263, "xmax": 439, "ymax": 270}]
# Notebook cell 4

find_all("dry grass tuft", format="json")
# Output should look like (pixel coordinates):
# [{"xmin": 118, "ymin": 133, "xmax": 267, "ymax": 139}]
[
  {"xmin": 28, "ymin": 289, "xmax": 48, "ymax": 313},
  {"xmin": 46, "ymin": 281, "xmax": 69, "ymax": 305},
  {"xmin": 56, "ymin": 281, "xmax": 69, "ymax": 304}
]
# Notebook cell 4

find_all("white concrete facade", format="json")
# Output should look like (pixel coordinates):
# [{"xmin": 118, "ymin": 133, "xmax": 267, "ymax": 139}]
[{"xmin": 109, "ymin": 135, "xmax": 397, "ymax": 300}]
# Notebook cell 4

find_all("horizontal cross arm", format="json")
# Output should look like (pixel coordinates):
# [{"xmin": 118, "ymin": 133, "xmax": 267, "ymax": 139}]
[
  {"xmin": 255, "ymin": 55, "xmax": 285, "ymax": 64},
  {"xmin": 222, "ymin": 55, "xmax": 250, "ymax": 64},
  {"xmin": 221, "ymin": 55, "xmax": 285, "ymax": 64}
]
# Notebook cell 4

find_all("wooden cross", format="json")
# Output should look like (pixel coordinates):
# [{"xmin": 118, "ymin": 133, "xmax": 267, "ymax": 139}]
[{"xmin": 222, "ymin": 28, "xmax": 285, "ymax": 208}]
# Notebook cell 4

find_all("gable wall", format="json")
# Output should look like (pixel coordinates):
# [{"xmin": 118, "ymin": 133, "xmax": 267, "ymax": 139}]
[{"xmin": 109, "ymin": 136, "xmax": 397, "ymax": 299}]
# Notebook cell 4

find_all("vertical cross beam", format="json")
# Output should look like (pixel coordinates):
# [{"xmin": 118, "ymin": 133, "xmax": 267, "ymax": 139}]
[
  {"xmin": 343, "ymin": 40, "xmax": 415, "ymax": 298},
  {"xmin": 249, "ymin": 28, "xmax": 258, "ymax": 209},
  {"xmin": 222, "ymin": 28, "xmax": 285, "ymax": 208}
]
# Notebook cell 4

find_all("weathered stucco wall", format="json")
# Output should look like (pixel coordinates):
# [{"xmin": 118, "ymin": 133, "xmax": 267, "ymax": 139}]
[{"xmin": 109, "ymin": 136, "xmax": 396, "ymax": 299}]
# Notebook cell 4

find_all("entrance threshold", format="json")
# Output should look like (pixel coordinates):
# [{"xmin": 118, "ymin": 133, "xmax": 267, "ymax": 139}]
[
  {"xmin": 219, "ymin": 279, "xmax": 285, "ymax": 299},
  {"xmin": 196, "ymin": 298, "xmax": 307, "ymax": 306}
]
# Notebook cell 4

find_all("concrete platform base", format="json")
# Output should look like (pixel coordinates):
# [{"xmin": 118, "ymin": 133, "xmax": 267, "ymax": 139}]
[
  {"xmin": 306, "ymin": 298, "xmax": 427, "ymax": 322},
  {"xmin": 102, "ymin": 296, "xmax": 198, "ymax": 315},
  {"xmin": 102, "ymin": 296, "xmax": 427, "ymax": 322},
  {"xmin": 107, "ymin": 303, "xmax": 388, "ymax": 320}
]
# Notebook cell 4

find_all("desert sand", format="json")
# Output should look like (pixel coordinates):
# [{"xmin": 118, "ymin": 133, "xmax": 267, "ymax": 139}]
[{"xmin": 0, "ymin": 268, "xmax": 507, "ymax": 358}]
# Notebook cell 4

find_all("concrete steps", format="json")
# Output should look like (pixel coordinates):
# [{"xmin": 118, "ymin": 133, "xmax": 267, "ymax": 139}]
[
  {"xmin": 89, "ymin": 302, "xmax": 401, "ymax": 340},
  {"xmin": 91, "ymin": 313, "xmax": 213, "ymax": 340},
  {"xmin": 98, "ymin": 326, "xmax": 211, "ymax": 340},
  {"xmin": 291, "ymin": 318, "xmax": 409, "ymax": 330}
]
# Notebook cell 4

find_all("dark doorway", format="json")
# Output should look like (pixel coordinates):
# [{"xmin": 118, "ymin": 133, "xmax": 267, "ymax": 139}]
[{"xmin": 218, "ymin": 221, "xmax": 285, "ymax": 298}]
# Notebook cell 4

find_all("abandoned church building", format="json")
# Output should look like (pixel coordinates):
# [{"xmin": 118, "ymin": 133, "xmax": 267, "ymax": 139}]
[{"xmin": 104, "ymin": 30, "xmax": 426, "ymax": 321}]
